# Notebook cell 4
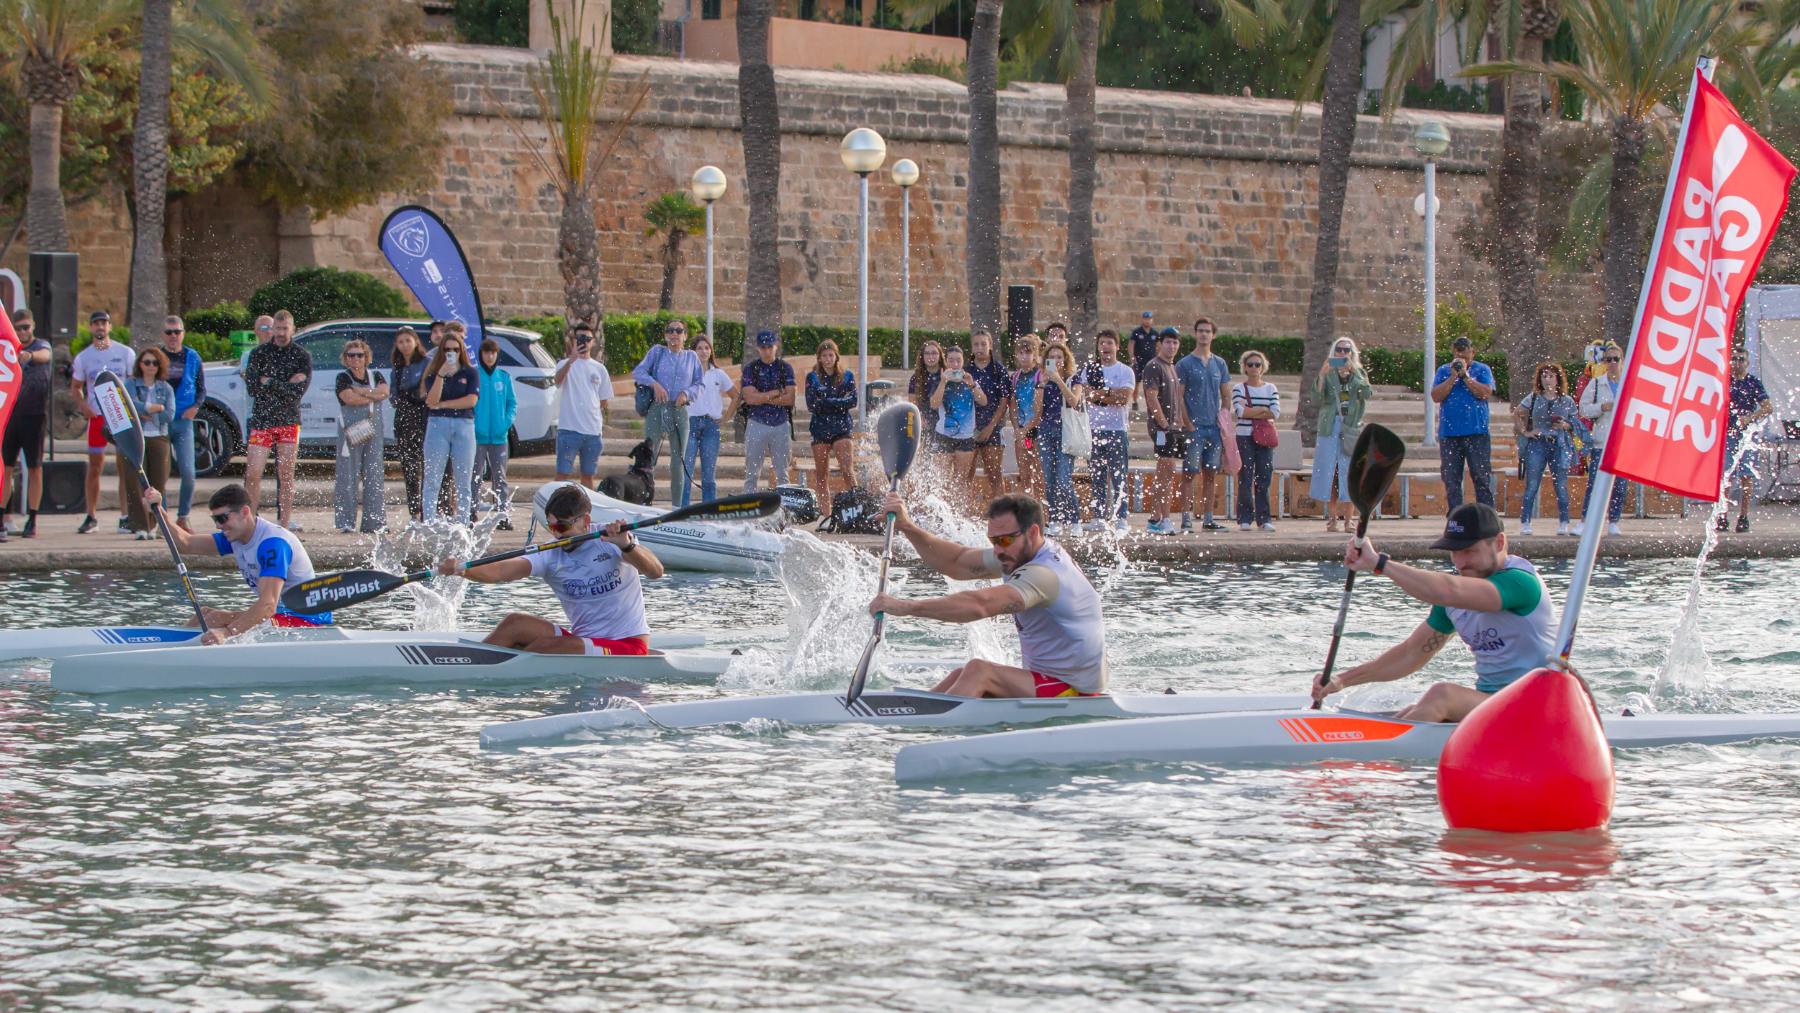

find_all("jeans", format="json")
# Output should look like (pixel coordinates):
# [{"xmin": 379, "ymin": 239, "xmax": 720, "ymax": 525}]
[
  {"xmin": 1581, "ymin": 444, "xmax": 1630, "ymax": 523},
  {"xmin": 1089, "ymin": 429, "xmax": 1129, "ymax": 521},
  {"xmin": 682, "ymin": 414, "xmax": 721, "ymax": 506},
  {"xmin": 743, "ymin": 419, "xmax": 790, "ymax": 492},
  {"xmin": 473, "ymin": 442, "xmax": 510, "ymax": 515},
  {"xmin": 645, "ymin": 402, "xmax": 689, "ymax": 500},
  {"xmin": 422, "ymin": 416, "xmax": 476, "ymax": 522},
  {"xmin": 335, "ymin": 433, "xmax": 386, "ymax": 532},
  {"xmin": 167, "ymin": 416, "xmax": 197, "ymax": 518},
  {"xmin": 1235, "ymin": 436, "xmax": 1274, "ymax": 525},
  {"xmin": 1519, "ymin": 436, "xmax": 1570, "ymax": 525},
  {"xmin": 1438, "ymin": 432, "xmax": 1495, "ymax": 509},
  {"xmin": 1040, "ymin": 437, "xmax": 1077, "ymax": 525}
]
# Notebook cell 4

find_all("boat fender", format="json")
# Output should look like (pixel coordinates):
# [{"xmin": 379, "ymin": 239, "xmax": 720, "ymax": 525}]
[{"xmin": 1437, "ymin": 666, "xmax": 1615, "ymax": 833}]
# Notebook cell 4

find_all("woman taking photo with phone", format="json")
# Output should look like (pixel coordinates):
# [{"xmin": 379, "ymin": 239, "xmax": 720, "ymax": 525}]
[
  {"xmin": 1036, "ymin": 337, "xmax": 1085, "ymax": 533},
  {"xmin": 930, "ymin": 345, "xmax": 988, "ymax": 507},
  {"xmin": 422, "ymin": 323, "xmax": 481, "ymax": 523},
  {"xmin": 1011, "ymin": 334, "xmax": 1043, "ymax": 500},
  {"xmin": 1310, "ymin": 337, "xmax": 1371, "ymax": 532}
]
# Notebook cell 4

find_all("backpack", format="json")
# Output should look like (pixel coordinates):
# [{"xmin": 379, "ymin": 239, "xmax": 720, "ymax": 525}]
[
  {"xmin": 774, "ymin": 484, "xmax": 820, "ymax": 525},
  {"xmin": 820, "ymin": 487, "xmax": 886, "ymax": 534}
]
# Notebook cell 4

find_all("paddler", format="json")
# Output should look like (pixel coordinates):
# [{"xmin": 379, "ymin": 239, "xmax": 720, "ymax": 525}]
[
  {"xmin": 868, "ymin": 492, "xmax": 1107, "ymax": 698},
  {"xmin": 143, "ymin": 485, "xmax": 329, "ymax": 643},
  {"xmin": 1311, "ymin": 502, "xmax": 1555, "ymax": 722},
  {"xmin": 436, "ymin": 484, "xmax": 665, "ymax": 655}
]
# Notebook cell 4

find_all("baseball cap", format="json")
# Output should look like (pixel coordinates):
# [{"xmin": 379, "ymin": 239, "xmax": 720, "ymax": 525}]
[
  {"xmin": 1141, "ymin": 310, "xmax": 1154, "ymax": 319},
  {"xmin": 1431, "ymin": 503, "xmax": 1503, "ymax": 551},
  {"xmin": 755, "ymin": 329, "xmax": 778, "ymax": 347},
  {"xmin": 1159, "ymin": 327, "xmax": 1180, "ymax": 339},
  {"xmin": 1452, "ymin": 336, "xmax": 1473, "ymax": 350},
  {"xmin": 89, "ymin": 309, "xmax": 110, "ymax": 323}
]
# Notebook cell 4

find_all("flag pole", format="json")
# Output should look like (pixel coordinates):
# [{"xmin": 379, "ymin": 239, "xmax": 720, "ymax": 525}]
[{"xmin": 1554, "ymin": 56, "xmax": 1714, "ymax": 666}]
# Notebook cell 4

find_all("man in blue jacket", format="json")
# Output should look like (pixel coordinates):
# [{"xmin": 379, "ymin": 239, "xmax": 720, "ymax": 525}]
[
  {"xmin": 473, "ymin": 337, "xmax": 518, "ymax": 529},
  {"xmin": 158, "ymin": 315, "xmax": 206, "ymax": 529}
]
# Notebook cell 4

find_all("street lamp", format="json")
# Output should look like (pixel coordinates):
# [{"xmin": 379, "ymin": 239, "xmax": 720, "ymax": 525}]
[
  {"xmin": 891, "ymin": 158, "xmax": 920, "ymax": 372},
  {"xmin": 1413, "ymin": 119, "xmax": 1450, "ymax": 448},
  {"xmin": 690, "ymin": 165, "xmax": 727, "ymax": 342},
  {"xmin": 840, "ymin": 127, "xmax": 886, "ymax": 430}
]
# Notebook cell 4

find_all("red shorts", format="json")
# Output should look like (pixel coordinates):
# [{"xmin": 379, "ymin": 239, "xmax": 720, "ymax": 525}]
[
  {"xmin": 556, "ymin": 628, "xmax": 651, "ymax": 656},
  {"xmin": 86, "ymin": 415, "xmax": 108, "ymax": 451},
  {"xmin": 270, "ymin": 613, "xmax": 328, "ymax": 628},
  {"xmin": 249, "ymin": 425, "xmax": 301, "ymax": 448},
  {"xmin": 1033, "ymin": 671, "xmax": 1097, "ymax": 698}
]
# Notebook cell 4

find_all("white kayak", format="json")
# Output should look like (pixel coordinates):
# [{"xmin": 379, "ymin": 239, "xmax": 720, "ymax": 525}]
[
  {"xmin": 48, "ymin": 638, "xmax": 736, "ymax": 694},
  {"xmin": 0, "ymin": 625, "xmax": 709, "ymax": 663},
  {"xmin": 533, "ymin": 482, "xmax": 783, "ymax": 574},
  {"xmin": 893, "ymin": 706, "xmax": 1800, "ymax": 783},
  {"xmin": 480, "ymin": 690, "xmax": 1311, "ymax": 748}
]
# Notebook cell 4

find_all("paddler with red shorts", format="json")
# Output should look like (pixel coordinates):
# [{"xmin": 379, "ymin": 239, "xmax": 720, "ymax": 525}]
[
  {"xmin": 144, "ymin": 483, "xmax": 330, "ymax": 643},
  {"xmin": 437, "ymin": 483, "xmax": 665, "ymax": 655},
  {"xmin": 868, "ymin": 491, "xmax": 1107, "ymax": 698}
]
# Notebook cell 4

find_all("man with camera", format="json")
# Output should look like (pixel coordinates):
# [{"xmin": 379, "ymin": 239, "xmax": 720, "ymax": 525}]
[
  {"xmin": 553, "ymin": 323, "xmax": 613, "ymax": 489},
  {"xmin": 1430, "ymin": 336, "xmax": 1496, "ymax": 511}
]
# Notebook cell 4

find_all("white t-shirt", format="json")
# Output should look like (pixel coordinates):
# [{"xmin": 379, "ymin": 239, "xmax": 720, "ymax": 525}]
[
  {"xmin": 1087, "ymin": 361, "xmax": 1135, "ymax": 432},
  {"xmin": 556, "ymin": 357, "xmax": 613, "ymax": 436},
  {"xmin": 72, "ymin": 341, "xmax": 136, "ymax": 413},
  {"xmin": 527, "ymin": 537, "xmax": 647, "ymax": 640},
  {"xmin": 687, "ymin": 366, "xmax": 734, "ymax": 420}
]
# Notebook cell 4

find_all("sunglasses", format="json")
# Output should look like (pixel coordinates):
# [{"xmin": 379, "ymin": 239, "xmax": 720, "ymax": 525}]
[
  {"xmin": 210, "ymin": 510, "xmax": 235, "ymax": 527},
  {"xmin": 138, "ymin": 359, "xmax": 158, "ymax": 366},
  {"xmin": 988, "ymin": 530, "xmax": 1024, "ymax": 548},
  {"xmin": 547, "ymin": 516, "xmax": 580, "ymax": 534},
  {"xmin": 345, "ymin": 352, "xmax": 366, "ymax": 359},
  {"xmin": 1244, "ymin": 360, "xmax": 1265, "ymax": 369},
  {"xmin": 1603, "ymin": 357, "xmax": 1621, "ymax": 363},
  {"xmin": 164, "ymin": 328, "xmax": 183, "ymax": 335},
  {"xmin": 665, "ymin": 328, "xmax": 687, "ymax": 335}
]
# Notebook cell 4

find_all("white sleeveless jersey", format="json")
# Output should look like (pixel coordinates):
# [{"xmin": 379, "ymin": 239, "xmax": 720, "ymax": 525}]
[
  {"xmin": 981, "ymin": 539, "xmax": 1109, "ymax": 693},
  {"xmin": 528, "ymin": 538, "xmax": 649, "ymax": 640}
]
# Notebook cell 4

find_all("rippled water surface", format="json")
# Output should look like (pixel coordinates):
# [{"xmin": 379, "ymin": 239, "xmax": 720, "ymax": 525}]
[{"xmin": 3, "ymin": 547, "xmax": 1800, "ymax": 1010}]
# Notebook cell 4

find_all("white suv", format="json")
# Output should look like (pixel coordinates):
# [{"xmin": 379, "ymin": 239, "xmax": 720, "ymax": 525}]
[{"xmin": 192, "ymin": 318, "xmax": 561, "ymax": 476}]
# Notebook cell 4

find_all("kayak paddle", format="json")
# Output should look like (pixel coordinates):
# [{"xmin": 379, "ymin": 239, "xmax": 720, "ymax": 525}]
[
  {"xmin": 845, "ymin": 401, "xmax": 924, "ymax": 706},
  {"xmin": 282, "ymin": 490, "xmax": 781, "ymax": 615},
  {"xmin": 1313, "ymin": 422, "xmax": 1406, "ymax": 709},
  {"xmin": 93, "ymin": 370, "xmax": 211, "ymax": 633}
]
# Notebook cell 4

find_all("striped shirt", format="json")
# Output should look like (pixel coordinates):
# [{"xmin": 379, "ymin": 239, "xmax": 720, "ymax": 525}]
[{"xmin": 1231, "ymin": 382, "xmax": 1282, "ymax": 436}]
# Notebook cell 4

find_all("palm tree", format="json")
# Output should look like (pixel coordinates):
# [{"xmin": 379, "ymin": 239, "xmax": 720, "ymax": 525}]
[
  {"xmin": 644, "ymin": 191, "xmax": 706, "ymax": 312},
  {"xmin": 966, "ymin": 0, "xmax": 1003, "ymax": 336},
  {"xmin": 737, "ymin": 0, "xmax": 782, "ymax": 361},
  {"xmin": 1061, "ymin": 0, "xmax": 1104, "ymax": 350}
]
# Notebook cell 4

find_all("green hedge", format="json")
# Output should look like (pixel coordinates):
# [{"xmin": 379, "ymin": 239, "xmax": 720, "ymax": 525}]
[
  {"xmin": 184, "ymin": 300, "xmax": 254, "ymax": 337},
  {"xmin": 70, "ymin": 325, "xmax": 233, "ymax": 362},
  {"xmin": 248, "ymin": 267, "xmax": 410, "ymax": 327}
]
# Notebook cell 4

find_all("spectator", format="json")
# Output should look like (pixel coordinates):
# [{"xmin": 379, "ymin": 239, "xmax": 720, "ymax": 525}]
[
  {"xmin": 682, "ymin": 333, "xmax": 735, "ymax": 507},
  {"xmin": 1083, "ymin": 329, "xmax": 1134, "ymax": 531},
  {"xmin": 740, "ymin": 330, "xmax": 795, "ymax": 492},
  {"xmin": 1575, "ymin": 342, "xmax": 1629, "ymax": 537},
  {"xmin": 238, "ymin": 314, "xmax": 273, "ymax": 370},
  {"xmin": 1010, "ymin": 334, "xmax": 1044, "ymax": 501},
  {"xmin": 0, "ymin": 308, "xmax": 51, "ymax": 541},
  {"xmin": 69, "ymin": 309, "xmax": 134, "ymax": 535},
  {"xmin": 1128, "ymin": 310, "xmax": 1157, "ymax": 411},
  {"xmin": 805, "ymin": 338, "xmax": 857, "ymax": 508},
  {"xmin": 908, "ymin": 339, "xmax": 946, "ymax": 456},
  {"xmin": 471, "ymin": 337, "xmax": 517, "ymax": 528},
  {"xmin": 1513, "ymin": 361, "xmax": 1579, "ymax": 537},
  {"xmin": 422, "ymin": 322, "xmax": 479, "ymax": 523},
  {"xmin": 1310, "ymin": 337, "xmax": 1373, "ymax": 533},
  {"xmin": 1232, "ymin": 349, "xmax": 1281, "ymax": 531},
  {"xmin": 1431, "ymin": 335, "xmax": 1497, "ymax": 510},
  {"xmin": 1142, "ymin": 329, "xmax": 1187, "ymax": 534},
  {"xmin": 332, "ymin": 338, "xmax": 388, "ymax": 534},
  {"xmin": 1722, "ymin": 348, "xmax": 1775, "ymax": 533},
  {"xmin": 1175, "ymin": 316, "xmax": 1233, "ymax": 532},
  {"xmin": 965, "ymin": 329, "xmax": 1013, "ymax": 503},
  {"xmin": 390, "ymin": 327, "xmax": 431, "ymax": 520},
  {"xmin": 158, "ymin": 315, "xmax": 205, "ymax": 529},
  {"xmin": 633, "ymin": 319, "xmax": 702, "ymax": 503},
  {"xmin": 1037, "ymin": 337, "xmax": 1085, "ymax": 534},
  {"xmin": 553, "ymin": 323, "xmax": 611, "ymax": 489},
  {"xmin": 243, "ymin": 309, "xmax": 310, "ymax": 529},
  {"xmin": 932, "ymin": 345, "xmax": 988, "ymax": 505},
  {"xmin": 122, "ymin": 346, "xmax": 175, "ymax": 540}
]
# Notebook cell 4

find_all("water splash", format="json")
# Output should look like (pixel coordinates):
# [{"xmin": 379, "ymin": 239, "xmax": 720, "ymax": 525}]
[
  {"xmin": 1652, "ymin": 444, "xmax": 1761, "ymax": 700},
  {"xmin": 362, "ymin": 511, "xmax": 505, "ymax": 632},
  {"xmin": 718, "ymin": 527, "xmax": 881, "ymax": 692}
]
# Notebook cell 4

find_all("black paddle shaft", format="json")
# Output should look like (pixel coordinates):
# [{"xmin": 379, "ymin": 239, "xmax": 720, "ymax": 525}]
[{"xmin": 1313, "ymin": 424, "xmax": 1406, "ymax": 709}]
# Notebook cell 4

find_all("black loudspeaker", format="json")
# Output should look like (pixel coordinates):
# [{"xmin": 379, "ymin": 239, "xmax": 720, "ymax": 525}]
[
  {"xmin": 4, "ymin": 459, "xmax": 86, "ymax": 514},
  {"xmin": 1006, "ymin": 284, "xmax": 1034, "ymax": 338},
  {"xmin": 29, "ymin": 252, "xmax": 78, "ymax": 344}
]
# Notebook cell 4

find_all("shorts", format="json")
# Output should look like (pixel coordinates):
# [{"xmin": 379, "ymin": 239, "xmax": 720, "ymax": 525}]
[
  {"xmin": 86, "ymin": 415, "xmax": 109, "ymax": 451},
  {"xmin": 1725, "ymin": 431, "xmax": 1759, "ymax": 480},
  {"xmin": 556, "ymin": 430, "xmax": 603, "ymax": 476},
  {"xmin": 1183, "ymin": 427, "xmax": 1224, "ymax": 474},
  {"xmin": 934, "ymin": 432, "xmax": 975, "ymax": 454},
  {"xmin": 1033, "ymin": 671, "xmax": 1099, "ymax": 699},
  {"xmin": 556, "ymin": 628, "xmax": 651, "ymax": 656},
  {"xmin": 271, "ymin": 612, "xmax": 329, "ymax": 629},
  {"xmin": 971, "ymin": 428, "xmax": 1004, "ymax": 450},
  {"xmin": 3, "ymin": 413, "xmax": 46, "ymax": 468},
  {"xmin": 249, "ymin": 424, "xmax": 301, "ymax": 448},
  {"xmin": 1152, "ymin": 430, "xmax": 1187, "ymax": 459}
]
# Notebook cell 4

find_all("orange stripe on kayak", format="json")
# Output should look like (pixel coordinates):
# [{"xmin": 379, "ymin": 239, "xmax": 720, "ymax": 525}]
[{"xmin": 1292, "ymin": 716, "xmax": 1416, "ymax": 744}]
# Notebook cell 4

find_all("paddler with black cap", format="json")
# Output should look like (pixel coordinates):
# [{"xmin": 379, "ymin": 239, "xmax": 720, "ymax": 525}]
[{"xmin": 1311, "ymin": 502, "xmax": 1556, "ymax": 722}]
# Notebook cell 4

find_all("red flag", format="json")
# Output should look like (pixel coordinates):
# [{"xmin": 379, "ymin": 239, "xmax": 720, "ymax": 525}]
[
  {"xmin": 0, "ymin": 308, "xmax": 20, "ymax": 508},
  {"xmin": 1602, "ymin": 73, "xmax": 1798, "ymax": 499}
]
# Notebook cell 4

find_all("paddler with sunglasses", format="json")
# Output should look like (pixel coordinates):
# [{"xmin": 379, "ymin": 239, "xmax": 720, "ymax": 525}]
[
  {"xmin": 434, "ymin": 484, "xmax": 666, "ymax": 655},
  {"xmin": 142, "ymin": 483, "xmax": 329, "ymax": 644},
  {"xmin": 868, "ymin": 491, "xmax": 1107, "ymax": 698}
]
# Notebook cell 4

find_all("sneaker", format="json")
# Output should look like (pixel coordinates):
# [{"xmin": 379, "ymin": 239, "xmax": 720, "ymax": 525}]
[
  {"xmin": 1259, "ymin": 522, "xmax": 1276, "ymax": 532},
  {"xmin": 0, "ymin": 525, "xmax": 8, "ymax": 543},
  {"xmin": 1180, "ymin": 512, "xmax": 1193, "ymax": 530},
  {"xmin": 1716, "ymin": 514, "xmax": 1729, "ymax": 532},
  {"xmin": 497, "ymin": 518, "xmax": 514, "ymax": 531},
  {"xmin": 1238, "ymin": 522, "xmax": 1252, "ymax": 531},
  {"xmin": 1145, "ymin": 519, "xmax": 1168, "ymax": 535},
  {"xmin": 1084, "ymin": 519, "xmax": 1106, "ymax": 533},
  {"xmin": 1557, "ymin": 522, "xmax": 1571, "ymax": 536},
  {"xmin": 116, "ymin": 517, "xmax": 131, "ymax": 534},
  {"xmin": 1519, "ymin": 522, "xmax": 1534, "ymax": 536},
  {"xmin": 1113, "ymin": 518, "xmax": 1129, "ymax": 532},
  {"xmin": 77, "ymin": 515, "xmax": 97, "ymax": 534},
  {"xmin": 1202, "ymin": 519, "xmax": 1223, "ymax": 531},
  {"xmin": 1607, "ymin": 522, "xmax": 1622, "ymax": 536},
  {"xmin": 1737, "ymin": 515, "xmax": 1750, "ymax": 533},
  {"xmin": 1570, "ymin": 520, "xmax": 1584, "ymax": 537},
  {"xmin": 21, "ymin": 515, "xmax": 35, "ymax": 538},
  {"xmin": 336, "ymin": 527, "xmax": 354, "ymax": 535}
]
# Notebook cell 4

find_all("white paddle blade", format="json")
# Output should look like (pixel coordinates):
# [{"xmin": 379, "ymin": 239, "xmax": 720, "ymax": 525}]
[{"xmin": 93, "ymin": 369, "xmax": 146, "ymax": 470}]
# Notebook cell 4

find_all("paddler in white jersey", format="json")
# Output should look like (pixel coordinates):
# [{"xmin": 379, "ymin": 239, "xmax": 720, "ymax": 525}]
[
  {"xmin": 437, "ymin": 484, "xmax": 665, "ymax": 655},
  {"xmin": 1313, "ymin": 502, "xmax": 1556, "ymax": 722},
  {"xmin": 143, "ymin": 483, "xmax": 327, "ymax": 644},
  {"xmin": 869, "ymin": 492, "xmax": 1108, "ymax": 698}
]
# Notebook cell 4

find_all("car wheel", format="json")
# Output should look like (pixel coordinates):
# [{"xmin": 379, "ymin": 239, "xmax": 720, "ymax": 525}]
[{"xmin": 193, "ymin": 405, "xmax": 239, "ymax": 477}]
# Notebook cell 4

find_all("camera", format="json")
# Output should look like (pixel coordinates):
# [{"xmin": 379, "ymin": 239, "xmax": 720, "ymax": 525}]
[{"xmin": 1451, "ymin": 359, "xmax": 1466, "ymax": 374}]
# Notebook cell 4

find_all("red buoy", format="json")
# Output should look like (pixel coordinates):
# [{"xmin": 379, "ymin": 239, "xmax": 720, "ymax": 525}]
[{"xmin": 1437, "ymin": 667, "xmax": 1615, "ymax": 832}]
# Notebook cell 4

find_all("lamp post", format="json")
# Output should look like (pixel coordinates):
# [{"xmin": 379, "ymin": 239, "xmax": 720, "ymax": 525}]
[
  {"xmin": 1413, "ymin": 119, "xmax": 1450, "ymax": 448},
  {"xmin": 891, "ymin": 158, "xmax": 920, "ymax": 372},
  {"xmin": 840, "ymin": 127, "xmax": 887, "ymax": 430},
  {"xmin": 690, "ymin": 165, "xmax": 727, "ymax": 342}
]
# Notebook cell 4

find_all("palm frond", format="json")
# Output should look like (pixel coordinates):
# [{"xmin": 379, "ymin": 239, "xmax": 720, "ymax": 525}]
[{"xmin": 169, "ymin": 0, "xmax": 269, "ymax": 106}]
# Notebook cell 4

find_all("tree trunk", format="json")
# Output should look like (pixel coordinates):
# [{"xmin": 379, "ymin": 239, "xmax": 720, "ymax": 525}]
[
  {"xmin": 1601, "ymin": 115, "xmax": 1649, "ymax": 349},
  {"xmin": 659, "ymin": 229, "xmax": 684, "ymax": 312},
  {"xmin": 965, "ymin": 0, "xmax": 1004, "ymax": 337},
  {"xmin": 737, "ymin": 0, "xmax": 783, "ymax": 363},
  {"xmin": 26, "ymin": 101, "xmax": 71, "ymax": 257},
  {"xmin": 1062, "ymin": 0, "xmax": 1103, "ymax": 358},
  {"xmin": 560, "ymin": 190, "xmax": 603, "ymax": 348},
  {"xmin": 1492, "ymin": 31, "xmax": 1550, "ymax": 384},
  {"xmin": 1297, "ymin": 0, "xmax": 1362, "ymax": 444},
  {"xmin": 131, "ymin": 0, "xmax": 175, "ymax": 329}
]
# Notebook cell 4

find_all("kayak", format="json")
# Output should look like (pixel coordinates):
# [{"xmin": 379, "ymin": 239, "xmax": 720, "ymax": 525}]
[
  {"xmin": 0, "ymin": 625, "xmax": 709, "ymax": 663},
  {"xmin": 893, "ymin": 707, "xmax": 1800, "ymax": 783},
  {"xmin": 47, "ymin": 639, "xmax": 735, "ymax": 694},
  {"xmin": 533, "ymin": 482, "xmax": 783, "ymax": 574},
  {"xmin": 480, "ymin": 690, "xmax": 1312, "ymax": 748}
]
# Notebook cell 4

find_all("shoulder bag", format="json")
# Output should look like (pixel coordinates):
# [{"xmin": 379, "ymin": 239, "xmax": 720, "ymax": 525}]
[{"xmin": 1061, "ymin": 397, "xmax": 1093, "ymax": 459}]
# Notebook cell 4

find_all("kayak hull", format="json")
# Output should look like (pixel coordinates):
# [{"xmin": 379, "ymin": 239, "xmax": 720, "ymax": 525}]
[
  {"xmin": 480, "ymin": 690, "xmax": 1311, "ymax": 748},
  {"xmin": 893, "ymin": 708, "xmax": 1800, "ymax": 783},
  {"xmin": 0, "ymin": 626, "xmax": 708, "ymax": 663},
  {"xmin": 533, "ymin": 482, "xmax": 782, "ymax": 574}
]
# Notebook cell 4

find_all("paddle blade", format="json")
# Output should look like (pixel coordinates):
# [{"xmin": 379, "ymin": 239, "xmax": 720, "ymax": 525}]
[
  {"xmin": 1347, "ymin": 423, "xmax": 1407, "ymax": 517},
  {"xmin": 640, "ymin": 491, "xmax": 782, "ymax": 529},
  {"xmin": 877, "ymin": 401, "xmax": 923, "ymax": 481},
  {"xmin": 92, "ymin": 369, "xmax": 147, "ymax": 472},
  {"xmin": 281, "ymin": 569, "xmax": 406, "ymax": 615}
]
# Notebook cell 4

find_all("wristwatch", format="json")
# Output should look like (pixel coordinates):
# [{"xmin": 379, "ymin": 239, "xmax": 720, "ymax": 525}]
[
  {"xmin": 1373, "ymin": 552, "xmax": 1390, "ymax": 576},
  {"xmin": 622, "ymin": 538, "xmax": 640, "ymax": 553}
]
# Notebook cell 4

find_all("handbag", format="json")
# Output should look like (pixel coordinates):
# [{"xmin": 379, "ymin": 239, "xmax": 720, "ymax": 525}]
[
  {"xmin": 344, "ymin": 417, "xmax": 377, "ymax": 448},
  {"xmin": 1252, "ymin": 418, "xmax": 1280, "ymax": 449},
  {"xmin": 633, "ymin": 344, "xmax": 662, "ymax": 418},
  {"xmin": 1061, "ymin": 405, "xmax": 1093, "ymax": 459}
]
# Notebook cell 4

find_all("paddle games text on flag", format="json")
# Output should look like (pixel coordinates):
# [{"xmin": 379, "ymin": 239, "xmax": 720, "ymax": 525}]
[
  {"xmin": 1603, "ymin": 72, "xmax": 1797, "ymax": 499},
  {"xmin": 378, "ymin": 205, "xmax": 487, "ymax": 357},
  {"xmin": 0, "ymin": 309, "xmax": 21, "ymax": 508}
]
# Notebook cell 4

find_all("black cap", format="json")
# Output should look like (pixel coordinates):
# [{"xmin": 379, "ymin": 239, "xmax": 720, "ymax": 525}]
[
  {"xmin": 1432, "ymin": 503, "xmax": 1503, "ymax": 550},
  {"xmin": 89, "ymin": 309, "xmax": 110, "ymax": 323},
  {"xmin": 1159, "ymin": 327, "xmax": 1180, "ymax": 339},
  {"xmin": 1451, "ymin": 336, "xmax": 1473, "ymax": 350}
]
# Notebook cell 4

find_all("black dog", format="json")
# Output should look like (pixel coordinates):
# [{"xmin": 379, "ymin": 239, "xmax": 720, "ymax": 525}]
[{"xmin": 598, "ymin": 440, "xmax": 656, "ymax": 505}]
